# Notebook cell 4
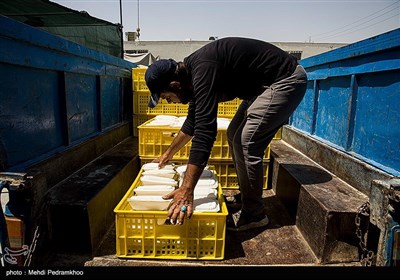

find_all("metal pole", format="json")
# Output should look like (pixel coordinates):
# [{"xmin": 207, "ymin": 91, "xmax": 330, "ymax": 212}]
[
  {"xmin": 119, "ymin": 0, "xmax": 124, "ymax": 58},
  {"xmin": 136, "ymin": 0, "xmax": 140, "ymax": 40},
  {"xmin": 119, "ymin": 0, "xmax": 123, "ymax": 27}
]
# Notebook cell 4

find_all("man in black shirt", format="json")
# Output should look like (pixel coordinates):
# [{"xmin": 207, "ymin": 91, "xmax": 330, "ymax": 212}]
[{"xmin": 145, "ymin": 37, "xmax": 308, "ymax": 231}]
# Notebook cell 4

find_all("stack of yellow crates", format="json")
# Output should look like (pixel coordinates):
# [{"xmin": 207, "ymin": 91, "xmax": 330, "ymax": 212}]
[
  {"xmin": 132, "ymin": 67, "xmax": 280, "ymax": 189},
  {"xmin": 114, "ymin": 67, "xmax": 282, "ymax": 261}
]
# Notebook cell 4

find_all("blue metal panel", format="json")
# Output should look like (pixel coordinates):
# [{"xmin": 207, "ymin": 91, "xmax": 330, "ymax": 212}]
[
  {"xmin": 0, "ymin": 65, "xmax": 64, "ymax": 167},
  {"xmin": 304, "ymin": 48, "xmax": 399, "ymax": 81},
  {"xmin": 315, "ymin": 76, "xmax": 352, "ymax": 149},
  {"xmin": 290, "ymin": 82, "xmax": 315, "ymax": 133},
  {"xmin": 0, "ymin": 16, "xmax": 136, "ymax": 171},
  {"xmin": 65, "ymin": 73, "xmax": 98, "ymax": 142},
  {"xmin": 101, "ymin": 77, "xmax": 122, "ymax": 130},
  {"xmin": 296, "ymin": 28, "xmax": 400, "ymax": 176},
  {"xmin": 0, "ymin": 16, "xmax": 133, "ymax": 77},
  {"xmin": 301, "ymin": 28, "xmax": 400, "ymax": 69},
  {"xmin": 352, "ymin": 70, "xmax": 400, "ymax": 172}
]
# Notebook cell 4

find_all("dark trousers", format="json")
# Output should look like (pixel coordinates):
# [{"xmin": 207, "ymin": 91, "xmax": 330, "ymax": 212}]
[{"xmin": 227, "ymin": 65, "xmax": 308, "ymax": 214}]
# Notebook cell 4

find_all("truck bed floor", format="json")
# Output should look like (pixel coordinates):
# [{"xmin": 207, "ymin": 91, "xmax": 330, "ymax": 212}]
[{"xmin": 80, "ymin": 189, "xmax": 318, "ymax": 266}]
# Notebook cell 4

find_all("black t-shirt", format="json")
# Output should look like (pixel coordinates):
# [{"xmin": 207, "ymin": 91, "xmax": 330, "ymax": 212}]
[{"xmin": 181, "ymin": 37, "xmax": 298, "ymax": 167}]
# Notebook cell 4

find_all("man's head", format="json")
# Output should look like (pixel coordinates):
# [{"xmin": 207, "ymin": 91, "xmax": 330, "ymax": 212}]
[{"xmin": 145, "ymin": 59, "xmax": 178, "ymax": 108}]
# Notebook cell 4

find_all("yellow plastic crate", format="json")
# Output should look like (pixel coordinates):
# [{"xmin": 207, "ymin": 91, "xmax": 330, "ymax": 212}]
[
  {"xmin": 133, "ymin": 68, "xmax": 242, "ymax": 117},
  {"xmin": 217, "ymin": 99, "xmax": 242, "ymax": 118},
  {"xmin": 209, "ymin": 160, "xmax": 270, "ymax": 190},
  {"xmin": 134, "ymin": 91, "xmax": 189, "ymax": 115},
  {"xmin": 133, "ymin": 67, "xmax": 189, "ymax": 115},
  {"xmin": 132, "ymin": 67, "xmax": 148, "ymax": 92},
  {"xmin": 133, "ymin": 114, "xmax": 153, "ymax": 137},
  {"xmin": 139, "ymin": 157, "xmax": 270, "ymax": 190},
  {"xmin": 274, "ymin": 127, "xmax": 282, "ymax": 139},
  {"xmin": 114, "ymin": 168, "xmax": 228, "ymax": 260},
  {"xmin": 138, "ymin": 118, "xmax": 270, "ymax": 160},
  {"xmin": 133, "ymin": 91, "xmax": 242, "ymax": 118}
]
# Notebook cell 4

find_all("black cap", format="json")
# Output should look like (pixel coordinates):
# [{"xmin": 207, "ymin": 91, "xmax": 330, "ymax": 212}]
[{"xmin": 145, "ymin": 59, "xmax": 177, "ymax": 108}]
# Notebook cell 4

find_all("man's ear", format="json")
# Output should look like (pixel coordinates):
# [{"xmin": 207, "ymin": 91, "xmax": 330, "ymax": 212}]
[{"xmin": 169, "ymin": 81, "xmax": 181, "ymax": 90}]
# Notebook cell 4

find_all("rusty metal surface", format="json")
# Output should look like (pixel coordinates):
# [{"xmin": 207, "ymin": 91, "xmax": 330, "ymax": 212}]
[
  {"xmin": 47, "ymin": 137, "xmax": 138, "ymax": 205},
  {"xmin": 282, "ymin": 127, "xmax": 394, "ymax": 196}
]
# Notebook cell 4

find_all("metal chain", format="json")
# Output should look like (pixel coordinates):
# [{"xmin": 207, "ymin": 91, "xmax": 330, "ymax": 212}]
[{"xmin": 355, "ymin": 201, "xmax": 374, "ymax": 266}]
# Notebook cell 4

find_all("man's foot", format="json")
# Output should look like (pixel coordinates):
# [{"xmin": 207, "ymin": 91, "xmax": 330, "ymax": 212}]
[
  {"xmin": 226, "ymin": 209, "xmax": 269, "ymax": 232},
  {"xmin": 224, "ymin": 193, "xmax": 242, "ymax": 209}
]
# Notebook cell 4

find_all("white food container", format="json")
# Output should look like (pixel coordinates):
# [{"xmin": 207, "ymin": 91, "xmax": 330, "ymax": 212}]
[
  {"xmin": 141, "ymin": 169, "xmax": 177, "ymax": 179},
  {"xmin": 140, "ymin": 175, "xmax": 178, "ymax": 186},
  {"xmin": 142, "ymin": 162, "xmax": 176, "ymax": 171},
  {"xmin": 127, "ymin": 195, "xmax": 172, "ymax": 211},
  {"xmin": 134, "ymin": 185, "xmax": 175, "ymax": 196},
  {"xmin": 194, "ymin": 188, "xmax": 218, "ymax": 199},
  {"xmin": 193, "ymin": 197, "xmax": 220, "ymax": 213}
]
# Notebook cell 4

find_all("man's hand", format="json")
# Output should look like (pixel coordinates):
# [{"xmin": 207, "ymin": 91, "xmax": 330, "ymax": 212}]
[
  {"xmin": 163, "ymin": 186, "xmax": 194, "ymax": 225},
  {"xmin": 152, "ymin": 153, "xmax": 171, "ymax": 168},
  {"xmin": 163, "ymin": 163, "xmax": 205, "ymax": 225}
]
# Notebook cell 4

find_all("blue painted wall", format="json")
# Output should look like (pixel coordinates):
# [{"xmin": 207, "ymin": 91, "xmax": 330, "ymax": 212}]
[
  {"xmin": 294, "ymin": 28, "xmax": 400, "ymax": 176},
  {"xmin": 0, "ymin": 16, "xmax": 136, "ymax": 171}
]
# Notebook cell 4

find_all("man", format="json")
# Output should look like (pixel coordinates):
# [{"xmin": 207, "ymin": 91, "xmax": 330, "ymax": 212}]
[{"xmin": 144, "ymin": 37, "xmax": 308, "ymax": 231}]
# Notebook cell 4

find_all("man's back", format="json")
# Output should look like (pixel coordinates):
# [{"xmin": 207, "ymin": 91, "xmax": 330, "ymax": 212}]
[{"xmin": 184, "ymin": 37, "xmax": 298, "ymax": 100}]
